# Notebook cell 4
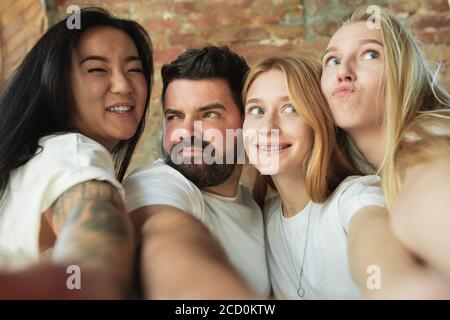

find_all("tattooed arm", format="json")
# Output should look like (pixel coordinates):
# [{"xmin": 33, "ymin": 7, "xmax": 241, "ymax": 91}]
[{"xmin": 44, "ymin": 181, "xmax": 134, "ymax": 298}]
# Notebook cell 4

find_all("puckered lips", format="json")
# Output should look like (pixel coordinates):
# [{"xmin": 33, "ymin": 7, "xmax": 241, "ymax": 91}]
[{"xmin": 332, "ymin": 84, "xmax": 356, "ymax": 97}]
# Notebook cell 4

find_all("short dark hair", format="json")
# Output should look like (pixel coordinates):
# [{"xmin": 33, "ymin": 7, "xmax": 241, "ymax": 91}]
[
  {"xmin": 161, "ymin": 45, "xmax": 249, "ymax": 115},
  {"xmin": 0, "ymin": 7, "xmax": 153, "ymax": 200}
]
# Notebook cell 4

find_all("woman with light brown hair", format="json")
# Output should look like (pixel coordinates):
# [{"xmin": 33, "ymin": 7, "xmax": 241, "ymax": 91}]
[{"xmin": 241, "ymin": 56, "xmax": 442, "ymax": 299}]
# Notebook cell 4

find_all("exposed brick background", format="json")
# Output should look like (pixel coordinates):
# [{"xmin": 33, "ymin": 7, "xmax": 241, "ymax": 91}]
[
  {"xmin": 2, "ymin": 0, "xmax": 449, "ymax": 175},
  {"xmin": 0, "ymin": 0, "xmax": 47, "ymax": 88}
]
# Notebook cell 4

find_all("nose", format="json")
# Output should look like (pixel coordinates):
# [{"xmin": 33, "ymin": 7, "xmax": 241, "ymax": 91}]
[
  {"xmin": 337, "ymin": 60, "xmax": 356, "ymax": 82},
  {"xmin": 173, "ymin": 116, "xmax": 203, "ymax": 143},
  {"xmin": 110, "ymin": 70, "xmax": 133, "ymax": 95},
  {"xmin": 259, "ymin": 113, "xmax": 281, "ymax": 138}
]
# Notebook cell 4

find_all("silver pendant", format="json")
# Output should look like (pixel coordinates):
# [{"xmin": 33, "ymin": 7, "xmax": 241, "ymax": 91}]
[{"xmin": 297, "ymin": 270, "xmax": 305, "ymax": 297}]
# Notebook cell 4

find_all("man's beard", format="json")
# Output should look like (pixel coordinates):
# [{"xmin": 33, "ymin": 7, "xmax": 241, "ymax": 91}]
[{"xmin": 163, "ymin": 138, "xmax": 237, "ymax": 189}]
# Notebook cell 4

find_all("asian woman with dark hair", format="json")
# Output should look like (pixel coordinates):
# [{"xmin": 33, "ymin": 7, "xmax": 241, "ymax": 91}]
[{"xmin": 0, "ymin": 7, "xmax": 153, "ymax": 298}]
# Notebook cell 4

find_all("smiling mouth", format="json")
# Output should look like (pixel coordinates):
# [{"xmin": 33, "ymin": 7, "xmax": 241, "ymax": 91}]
[
  {"xmin": 105, "ymin": 105, "xmax": 134, "ymax": 113},
  {"xmin": 257, "ymin": 144, "xmax": 291, "ymax": 153}
]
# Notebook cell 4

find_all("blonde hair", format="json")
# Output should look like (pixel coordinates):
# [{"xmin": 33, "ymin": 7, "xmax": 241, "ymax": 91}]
[
  {"xmin": 341, "ymin": 6, "xmax": 450, "ymax": 208},
  {"xmin": 243, "ymin": 56, "xmax": 358, "ymax": 207}
]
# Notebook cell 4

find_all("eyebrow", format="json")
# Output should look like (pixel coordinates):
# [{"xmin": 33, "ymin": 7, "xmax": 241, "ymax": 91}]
[
  {"xmin": 245, "ymin": 96, "xmax": 290, "ymax": 105},
  {"xmin": 198, "ymin": 103, "xmax": 227, "ymax": 113},
  {"xmin": 164, "ymin": 103, "xmax": 227, "ymax": 116},
  {"xmin": 164, "ymin": 108, "xmax": 183, "ymax": 116},
  {"xmin": 322, "ymin": 39, "xmax": 383, "ymax": 59},
  {"xmin": 80, "ymin": 55, "xmax": 142, "ymax": 65},
  {"xmin": 358, "ymin": 39, "xmax": 383, "ymax": 47}
]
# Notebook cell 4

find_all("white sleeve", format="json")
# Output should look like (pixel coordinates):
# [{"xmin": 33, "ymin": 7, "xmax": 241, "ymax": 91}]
[
  {"xmin": 338, "ymin": 175, "xmax": 386, "ymax": 232},
  {"xmin": 39, "ymin": 133, "xmax": 125, "ymax": 212},
  {"xmin": 123, "ymin": 162, "xmax": 204, "ymax": 220}
]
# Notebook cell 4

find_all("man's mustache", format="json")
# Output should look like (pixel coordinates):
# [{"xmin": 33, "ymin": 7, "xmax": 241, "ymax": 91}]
[{"xmin": 171, "ymin": 137, "xmax": 214, "ymax": 153}]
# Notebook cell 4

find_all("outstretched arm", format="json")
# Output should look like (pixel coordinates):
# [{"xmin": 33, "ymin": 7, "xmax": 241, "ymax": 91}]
[
  {"xmin": 0, "ymin": 263, "xmax": 120, "ymax": 299},
  {"xmin": 348, "ymin": 205, "xmax": 450, "ymax": 299},
  {"xmin": 46, "ymin": 180, "xmax": 135, "ymax": 298},
  {"xmin": 390, "ymin": 158, "xmax": 450, "ymax": 280},
  {"xmin": 131, "ymin": 205, "xmax": 258, "ymax": 299}
]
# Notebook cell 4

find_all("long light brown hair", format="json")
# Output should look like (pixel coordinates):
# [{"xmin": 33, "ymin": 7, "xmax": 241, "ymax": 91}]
[{"xmin": 243, "ymin": 56, "xmax": 359, "ymax": 208}]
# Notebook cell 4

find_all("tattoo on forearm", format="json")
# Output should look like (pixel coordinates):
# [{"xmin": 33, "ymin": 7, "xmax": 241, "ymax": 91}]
[{"xmin": 50, "ymin": 181, "xmax": 134, "ymax": 297}]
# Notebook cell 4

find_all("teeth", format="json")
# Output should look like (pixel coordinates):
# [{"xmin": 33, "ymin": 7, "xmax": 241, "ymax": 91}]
[
  {"xmin": 260, "ymin": 145, "xmax": 288, "ymax": 152},
  {"xmin": 106, "ymin": 105, "xmax": 132, "ymax": 113}
]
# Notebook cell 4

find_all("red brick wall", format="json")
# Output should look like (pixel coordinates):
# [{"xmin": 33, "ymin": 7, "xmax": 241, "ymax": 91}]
[
  {"xmin": 0, "ymin": 0, "xmax": 47, "ymax": 87},
  {"xmin": 4, "ymin": 0, "xmax": 450, "ymax": 173}
]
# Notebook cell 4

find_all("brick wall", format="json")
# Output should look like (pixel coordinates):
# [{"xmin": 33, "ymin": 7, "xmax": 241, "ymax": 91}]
[
  {"xmin": 4, "ymin": 0, "xmax": 450, "ymax": 173},
  {"xmin": 0, "ymin": 0, "xmax": 47, "ymax": 87}
]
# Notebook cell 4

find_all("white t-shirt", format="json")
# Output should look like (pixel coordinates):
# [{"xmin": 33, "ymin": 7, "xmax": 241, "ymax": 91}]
[
  {"xmin": 124, "ymin": 159, "xmax": 271, "ymax": 297},
  {"xmin": 0, "ymin": 133, "xmax": 125, "ymax": 264},
  {"xmin": 265, "ymin": 175, "xmax": 385, "ymax": 300}
]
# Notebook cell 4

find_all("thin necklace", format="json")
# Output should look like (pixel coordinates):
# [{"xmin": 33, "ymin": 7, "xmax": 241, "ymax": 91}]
[{"xmin": 280, "ymin": 202, "xmax": 312, "ymax": 298}]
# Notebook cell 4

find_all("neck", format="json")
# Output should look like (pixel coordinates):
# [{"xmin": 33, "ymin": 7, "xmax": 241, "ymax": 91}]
[
  {"xmin": 103, "ymin": 141, "xmax": 117, "ymax": 153},
  {"xmin": 349, "ymin": 126, "xmax": 386, "ymax": 170},
  {"xmin": 73, "ymin": 123, "xmax": 118, "ymax": 152},
  {"xmin": 201, "ymin": 164, "xmax": 243, "ymax": 198},
  {"xmin": 272, "ymin": 169, "xmax": 310, "ymax": 218}
]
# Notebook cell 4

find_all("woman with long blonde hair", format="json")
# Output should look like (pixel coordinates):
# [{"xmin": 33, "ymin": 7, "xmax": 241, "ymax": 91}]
[
  {"xmin": 321, "ymin": 5, "xmax": 450, "ymax": 294},
  {"xmin": 242, "ymin": 56, "xmax": 440, "ymax": 299}
]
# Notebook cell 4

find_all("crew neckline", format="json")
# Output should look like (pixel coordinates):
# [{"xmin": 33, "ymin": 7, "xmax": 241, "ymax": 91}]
[
  {"xmin": 202, "ymin": 185, "xmax": 241, "ymax": 202},
  {"xmin": 280, "ymin": 200, "xmax": 313, "ymax": 223}
]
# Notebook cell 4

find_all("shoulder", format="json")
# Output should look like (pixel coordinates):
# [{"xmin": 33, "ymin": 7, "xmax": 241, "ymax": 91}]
[
  {"xmin": 329, "ymin": 175, "xmax": 385, "ymax": 231},
  {"xmin": 404, "ymin": 116, "xmax": 450, "ymax": 140},
  {"xmin": 127, "ymin": 159, "xmax": 184, "ymax": 180},
  {"xmin": 7, "ymin": 133, "xmax": 123, "ymax": 216},
  {"xmin": 124, "ymin": 159, "xmax": 198, "ymax": 192},
  {"xmin": 123, "ymin": 159, "xmax": 204, "ymax": 215},
  {"xmin": 336, "ymin": 175, "xmax": 382, "ymax": 198},
  {"xmin": 334, "ymin": 175, "xmax": 385, "ymax": 210},
  {"xmin": 37, "ymin": 132, "xmax": 114, "ymax": 169},
  {"xmin": 263, "ymin": 196, "xmax": 281, "ymax": 219},
  {"xmin": 39, "ymin": 132, "xmax": 106, "ymax": 150},
  {"xmin": 398, "ymin": 117, "xmax": 450, "ymax": 165}
]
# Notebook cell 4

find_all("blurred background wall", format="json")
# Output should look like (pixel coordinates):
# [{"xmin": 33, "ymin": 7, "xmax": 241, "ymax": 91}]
[{"xmin": 1, "ymin": 0, "xmax": 449, "ymax": 176}]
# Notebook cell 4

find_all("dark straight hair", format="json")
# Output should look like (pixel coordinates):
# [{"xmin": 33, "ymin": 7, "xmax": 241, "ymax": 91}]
[
  {"xmin": 0, "ymin": 7, "xmax": 153, "ymax": 200},
  {"xmin": 161, "ymin": 45, "xmax": 249, "ymax": 116}
]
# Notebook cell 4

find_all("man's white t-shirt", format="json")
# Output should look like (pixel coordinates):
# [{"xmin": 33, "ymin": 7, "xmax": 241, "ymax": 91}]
[
  {"xmin": 265, "ymin": 175, "xmax": 385, "ymax": 300},
  {"xmin": 124, "ymin": 159, "xmax": 271, "ymax": 297},
  {"xmin": 0, "ymin": 133, "xmax": 125, "ymax": 264}
]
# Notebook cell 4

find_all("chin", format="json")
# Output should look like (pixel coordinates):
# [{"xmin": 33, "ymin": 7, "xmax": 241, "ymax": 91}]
[
  {"xmin": 254, "ymin": 161, "xmax": 290, "ymax": 176},
  {"xmin": 116, "ymin": 130, "xmax": 137, "ymax": 141},
  {"xmin": 331, "ymin": 115, "xmax": 357, "ymax": 129}
]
